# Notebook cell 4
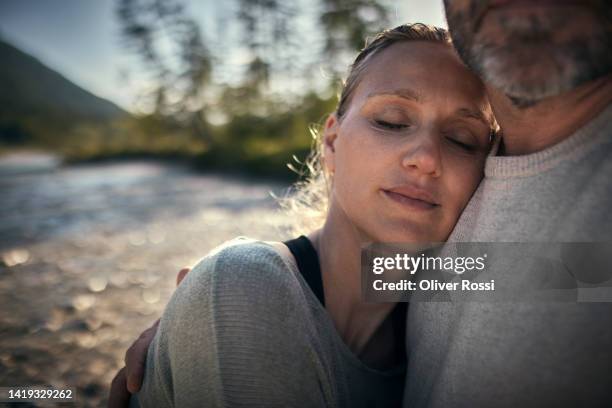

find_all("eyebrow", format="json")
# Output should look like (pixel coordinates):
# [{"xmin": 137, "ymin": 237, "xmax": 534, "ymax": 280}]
[
  {"xmin": 366, "ymin": 90, "xmax": 492, "ymax": 128},
  {"xmin": 367, "ymin": 88, "xmax": 422, "ymax": 102},
  {"xmin": 456, "ymin": 108, "xmax": 490, "ymax": 128}
]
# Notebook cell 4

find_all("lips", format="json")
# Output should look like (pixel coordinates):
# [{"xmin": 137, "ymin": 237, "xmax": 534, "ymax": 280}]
[{"xmin": 382, "ymin": 185, "xmax": 440, "ymax": 211}]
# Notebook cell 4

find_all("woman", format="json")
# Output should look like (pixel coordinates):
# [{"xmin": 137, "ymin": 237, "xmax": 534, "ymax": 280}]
[{"xmin": 128, "ymin": 23, "xmax": 496, "ymax": 407}]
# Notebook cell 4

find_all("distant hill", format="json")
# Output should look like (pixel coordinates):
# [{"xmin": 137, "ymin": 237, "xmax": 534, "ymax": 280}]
[
  {"xmin": 0, "ymin": 39, "xmax": 126, "ymax": 120},
  {"xmin": 0, "ymin": 38, "xmax": 127, "ymax": 144}
]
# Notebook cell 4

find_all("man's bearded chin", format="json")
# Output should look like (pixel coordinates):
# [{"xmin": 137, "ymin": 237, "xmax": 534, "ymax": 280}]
[{"xmin": 448, "ymin": 9, "xmax": 612, "ymax": 108}]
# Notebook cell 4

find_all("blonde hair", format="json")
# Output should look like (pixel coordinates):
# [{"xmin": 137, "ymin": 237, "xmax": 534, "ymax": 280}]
[{"xmin": 280, "ymin": 24, "xmax": 452, "ymax": 235}]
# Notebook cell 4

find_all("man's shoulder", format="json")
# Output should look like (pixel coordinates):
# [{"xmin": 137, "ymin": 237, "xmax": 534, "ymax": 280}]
[{"xmin": 450, "ymin": 105, "xmax": 612, "ymax": 242}]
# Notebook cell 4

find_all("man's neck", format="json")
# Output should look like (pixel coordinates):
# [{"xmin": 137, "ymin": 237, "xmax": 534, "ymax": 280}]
[{"xmin": 487, "ymin": 74, "xmax": 612, "ymax": 156}]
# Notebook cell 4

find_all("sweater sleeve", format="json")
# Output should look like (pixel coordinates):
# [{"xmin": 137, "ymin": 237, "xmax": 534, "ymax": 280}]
[{"xmin": 135, "ymin": 240, "xmax": 332, "ymax": 408}]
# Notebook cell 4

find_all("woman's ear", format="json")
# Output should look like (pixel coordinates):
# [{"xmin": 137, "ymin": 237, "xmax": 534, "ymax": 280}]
[{"xmin": 323, "ymin": 113, "xmax": 339, "ymax": 174}]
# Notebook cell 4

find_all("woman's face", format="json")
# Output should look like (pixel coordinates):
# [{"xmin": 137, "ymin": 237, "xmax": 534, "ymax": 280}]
[{"xmin": 324, "ymin": 41, "xmax": 494, "ymax": 243}]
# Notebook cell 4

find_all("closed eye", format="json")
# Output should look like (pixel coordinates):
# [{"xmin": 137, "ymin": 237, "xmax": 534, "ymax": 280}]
[
  {"xmin": 447, "ymin": 137, "xmax": 476, "ymax": 152},
  {"xmin": 375, "ymin": 120, "xmax": 409, "ymax": 130}
]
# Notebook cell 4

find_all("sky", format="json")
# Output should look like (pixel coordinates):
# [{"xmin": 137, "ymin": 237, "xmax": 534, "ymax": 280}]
[{"xmin": 0, "ymin": 0, "xmax": 446, "ymax": 113}]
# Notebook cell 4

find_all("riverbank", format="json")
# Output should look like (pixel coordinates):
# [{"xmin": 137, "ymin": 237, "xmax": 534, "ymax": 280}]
[
  {"xmin": 0, "ymin": 146, "xmax": 310, "ymax": 182},
  {"xmin": 0, "ymin": 158, "xmax": 294, "ymax": 406}
]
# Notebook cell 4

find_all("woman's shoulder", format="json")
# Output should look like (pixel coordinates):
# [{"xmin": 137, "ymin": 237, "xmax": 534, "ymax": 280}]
[
  {"xmin": 188, "ymin": 237, "xmax": 301, "ymax": 292},
  {"xmin": 168, "ymin": 237, "xmax": 316, "ymax": 329},
  {"xmin": 197, "ymin": 236, "xmax": 290, "ymax": 269}
]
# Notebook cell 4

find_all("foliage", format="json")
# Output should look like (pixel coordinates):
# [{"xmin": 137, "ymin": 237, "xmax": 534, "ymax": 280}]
[
  {"xmin": 112, "ymin": 0, "xmax": 394, "ymax": 177},
  {"xmin": 1, "ymin": 0, "xmax": 395, "ymax": 180},
  {"xmin": 116, "ymin": 0, "xmax": 212, "ymax": 117}
]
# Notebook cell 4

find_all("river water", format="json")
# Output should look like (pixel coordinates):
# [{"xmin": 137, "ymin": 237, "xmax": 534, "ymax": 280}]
[{"xmin": 0, "ymin": 154, "xmax": 293, "ymax": 406}]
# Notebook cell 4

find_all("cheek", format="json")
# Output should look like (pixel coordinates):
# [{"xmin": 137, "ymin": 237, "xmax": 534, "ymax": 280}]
[
  {"xmin": 334, "ymin": 136, "xmax": 376, "ymax": 192},
  {"xmin": 331, "ymin": 127, "xmax": 393, "ymax": 206},
  {"xmin": 442, "ymin": 153, "xmax": 485, "ymax": 214}
]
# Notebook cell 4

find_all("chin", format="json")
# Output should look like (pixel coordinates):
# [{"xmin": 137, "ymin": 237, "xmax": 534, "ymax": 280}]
[
  {"xmin": 451, "ymin": 3, "xmax": 612, "ymax": 103},
  {"xmin": 363, "ymin": 222, "xmax": 435, "ymax": 245},
  {"xmin": 471, "ymin": 8, "xmax": 612, "ymax": 103},
  {"xmin": 477, "ymin": 45, "xmax": 580, "ymax": 103}
]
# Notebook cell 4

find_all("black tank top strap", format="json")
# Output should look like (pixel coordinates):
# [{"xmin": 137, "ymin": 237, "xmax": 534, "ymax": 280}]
[
  {"xmin": 283, "ymin": 235, "xmax": 325, "ymax": 307},
  {"xmin": 283, "ymin": 235, "xmax": 407, "ymax": 362}
]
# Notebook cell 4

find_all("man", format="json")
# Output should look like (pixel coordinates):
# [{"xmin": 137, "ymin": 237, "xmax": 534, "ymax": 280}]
[
  {"xmin": 110, "ymin": 1, "xmax": 612, "ymax": 406},
  {"xmin": 403, "ymin": 1, "xmax": 612, "ymax": 407}
]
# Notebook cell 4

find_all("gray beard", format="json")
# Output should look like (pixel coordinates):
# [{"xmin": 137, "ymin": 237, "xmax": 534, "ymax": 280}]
[
  {"xmin": 449, "ymin": 9, "xmax": 612, "ymax": 107},
  {"xmin": 469, "ymin": 36, "xmax": 612, "ymax": 107}
]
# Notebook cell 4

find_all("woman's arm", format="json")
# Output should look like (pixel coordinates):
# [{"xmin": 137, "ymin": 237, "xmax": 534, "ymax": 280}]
[{"xmin": 135, "ymin": 242, "xmax": 333, "ymax": 408}]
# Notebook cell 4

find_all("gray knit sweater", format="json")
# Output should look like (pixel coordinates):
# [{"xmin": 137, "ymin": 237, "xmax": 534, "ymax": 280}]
[
  {"xmin": 403, "ymin": 105, "xmax": 612, "ymax": 408},
  {"xmin": 132, "ymin": 238, "xmax": 405, "ymax": 408}
]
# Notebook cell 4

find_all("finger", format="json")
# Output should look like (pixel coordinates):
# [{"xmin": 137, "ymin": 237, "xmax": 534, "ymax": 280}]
[
  {"xmin": 108, "ymin": 367, "xmax": 131, "ymax": 408},
  {"xmin": 176, "ymin": 267, "xmax": 191, "ymax": 286},
  {"xmin": 125, "ymin": 337, "xmax": 148, "ymax": 393},
  {"xmin": 125, "ymin": 323, "xmax": 157, "ymax": 393}
]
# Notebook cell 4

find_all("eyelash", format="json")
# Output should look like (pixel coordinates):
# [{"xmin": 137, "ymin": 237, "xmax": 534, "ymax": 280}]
[
  {"xmin": 374, "ymin": 120, "xmax": 479, "ymax": 152},
  {"xmin": 446, "ymin": 135, "xmax": 476, "ymax": 152},
  {"xmin": 375, "ymin": 120, "xmax": 409, "ymax": 130}
]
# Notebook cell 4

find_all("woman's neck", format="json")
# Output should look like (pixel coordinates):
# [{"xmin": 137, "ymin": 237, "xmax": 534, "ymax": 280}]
[{"xmin": 308, "ymin": 203, "xmax": 398, "ymax": 357}]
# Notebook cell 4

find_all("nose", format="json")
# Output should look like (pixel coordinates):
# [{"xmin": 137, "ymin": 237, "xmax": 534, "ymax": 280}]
[{"xmin": 400, "ymin": 131, "xmax": 442, "ymax": 177}]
